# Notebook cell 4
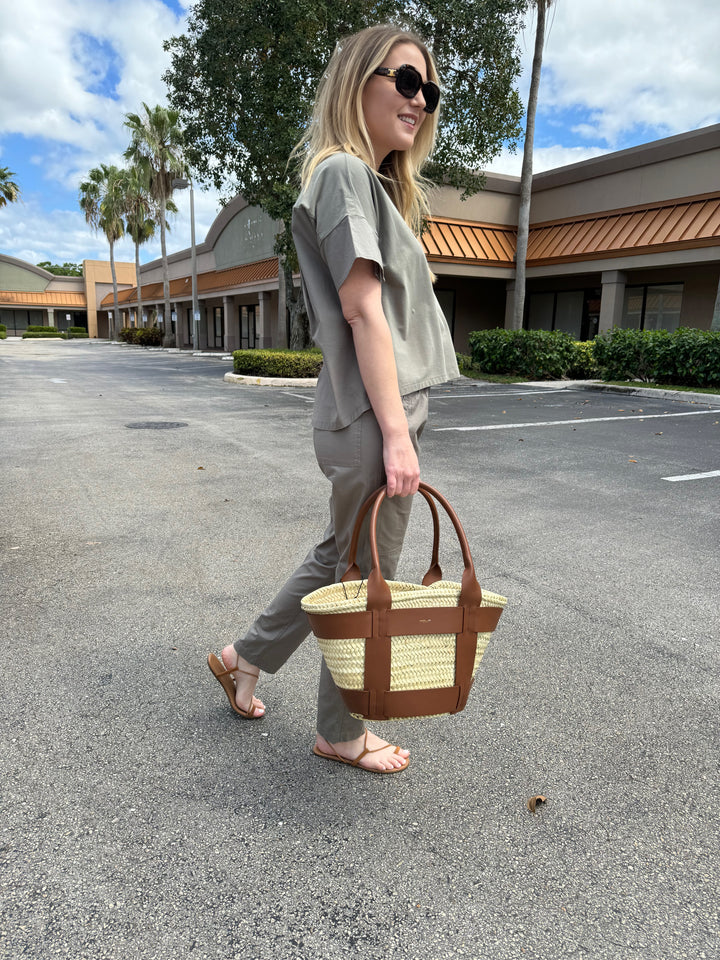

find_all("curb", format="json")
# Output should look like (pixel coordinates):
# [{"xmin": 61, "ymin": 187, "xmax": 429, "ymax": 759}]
[
  {"xmin": 224, "ymin": 372, "xmax": 318, "ymax": 388},
  {"xmin": 571, "ymin": 381, "xmax": 720, "ymax": 406}
]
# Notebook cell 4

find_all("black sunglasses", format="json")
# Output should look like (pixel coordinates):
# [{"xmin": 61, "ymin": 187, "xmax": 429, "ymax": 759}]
[{"xmin": 372, "ymin": 64, "xmax": 440, "ymax": 114}]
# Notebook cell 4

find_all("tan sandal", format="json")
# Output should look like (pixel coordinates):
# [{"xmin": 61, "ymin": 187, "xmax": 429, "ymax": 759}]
[
  {"xmin": 312, "ymin": 731, "xmax": 409, "ymax": 774},
  {"xmin": 207, "ymin": 652, "xmax": 264, "ymax": 719}
]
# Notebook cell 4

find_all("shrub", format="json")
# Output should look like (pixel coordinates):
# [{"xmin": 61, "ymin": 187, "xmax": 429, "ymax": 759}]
[
  {"xmin": 68, "ymin": 326, "xmax": 89, "ymax": 339},
  {"xmin": 233, "ymin": 348, "xmax": 323, "ymax": 378},
  {"xmin": 27, "ymin": 325, "xmax": 58, "ymax": 333},
  {"xmin": 592, "ymin": 327, "xmax": 720, "ymax": 386},
  {"xmin": 0, "ymin": 323, "xmax": 6, "ymax": 339},
  {"xmin": 468, "ymin": 328, "xmax": 579, "ymax": 379},
  {"xmin": 119, "ymin": 326, "xmax": 163, "ymax": 346},
  {"xmin": 22, "ymin": 330, "xmax": 67, "ymax": 338},
  {"xmin": 567, "ymin": 340, "xmax": 600, "ymax": 379}
]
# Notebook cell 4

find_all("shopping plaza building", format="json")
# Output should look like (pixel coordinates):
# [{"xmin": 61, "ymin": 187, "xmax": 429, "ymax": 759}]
[{"xmin": 2, "ymin": 124, "xmax": 719, "ymax": 350}]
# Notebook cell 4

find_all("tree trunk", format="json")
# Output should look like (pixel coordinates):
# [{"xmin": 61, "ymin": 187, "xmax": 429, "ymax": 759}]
[
  {"xmin": 109, "ymin": 239, "xmax": 120, "ymax": 340},
  {"xmin": 135, "ymin": 241, "xmax": 144, "ymax": 328},
  {"xmin": 512, "ymin": 0, "xmax": 548, "ymax": 331},
  {"xmin": 284, "ymin": 256, "xmax": 309, "ymax": 350},
  {"xmin": 160, "ymin": 198, "xmax": 174, "ymax": 347}
]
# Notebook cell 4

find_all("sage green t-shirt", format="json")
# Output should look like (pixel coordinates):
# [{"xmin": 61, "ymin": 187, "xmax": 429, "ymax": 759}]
[{"xmin": 291, "ymin": 153, "xmax": 460, "ymax": 430}]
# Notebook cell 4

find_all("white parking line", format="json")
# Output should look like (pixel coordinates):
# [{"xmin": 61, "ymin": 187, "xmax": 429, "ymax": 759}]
[
  {"xmin": 434, "ymin": 410, "xmax": 716, "ymax": 432},
  {"xmin": 434, "ymin": 389, "xmax": 576, "ymax": 399},
  {"xmin": 662, "ymin": 470, "xmax": 720, "ymax": 482},
  {"xmin": 283, "ymin": 392, "xmax": 315, "ymax": 403}
]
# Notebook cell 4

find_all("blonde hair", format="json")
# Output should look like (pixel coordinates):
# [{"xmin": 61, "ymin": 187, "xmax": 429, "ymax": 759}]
[{"xmin": 292, "ymin": 24, "xmax": 440, "ymax": 233}]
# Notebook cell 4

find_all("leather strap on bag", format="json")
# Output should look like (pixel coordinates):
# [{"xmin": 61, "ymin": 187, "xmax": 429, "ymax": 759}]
[{"xmin": 334, "ymin": 482, "xmax": 487, "ymax": 719}]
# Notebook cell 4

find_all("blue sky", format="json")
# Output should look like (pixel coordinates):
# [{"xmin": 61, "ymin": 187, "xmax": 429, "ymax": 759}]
[{"xmin": 1, "ymin": 0, "xmax": 719, "ymax": 268}]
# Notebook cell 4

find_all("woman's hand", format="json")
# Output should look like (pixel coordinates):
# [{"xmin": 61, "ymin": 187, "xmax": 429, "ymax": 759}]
[{"xmin": 383, "ymin": 431, "xmax": 420, "ymax": 498}]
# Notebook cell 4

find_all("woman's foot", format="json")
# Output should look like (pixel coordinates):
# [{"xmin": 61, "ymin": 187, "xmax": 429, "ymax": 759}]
[
  {"xmin": 314, "ymin": 730, "xmax": 409, "ymax": 772},
  {"xmin": 220, "ymin": 645, "xmax": 265, "ymax": 718}
]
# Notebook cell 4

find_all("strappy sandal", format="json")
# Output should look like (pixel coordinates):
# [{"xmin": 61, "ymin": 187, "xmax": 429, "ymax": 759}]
[
  {"xmin": 207, "ymin": 652, "xmax": 264, "ymax": 719},
  {"xmin": 312, "ymin": 731, "xmax": 409, "ymax": 774}
]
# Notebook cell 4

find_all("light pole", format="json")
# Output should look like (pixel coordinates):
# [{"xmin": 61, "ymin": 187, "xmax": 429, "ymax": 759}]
[{"xmin": 172, "ymin": 177, "xmax": 199, "ymax": 351}]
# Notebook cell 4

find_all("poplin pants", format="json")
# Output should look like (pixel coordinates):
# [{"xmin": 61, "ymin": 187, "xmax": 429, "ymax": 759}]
[{"xmin": 233, "ymin": 389, "xmax": 429, "ymax": 742}]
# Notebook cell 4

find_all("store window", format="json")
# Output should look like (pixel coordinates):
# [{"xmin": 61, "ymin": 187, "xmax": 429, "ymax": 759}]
[
  {"xmin": 434, "ymin": 289, "xmax": 456, "ymax": 339},
  {"xmin": 621, "ymin": 284, "xmax": 683, "ymax": 332},
  {"xmin": 213, "ymin": 306, "xmax": 223, "ymax": 348},
  {"xmin": 240, "ymin": 305, "xmax": 257, "ymax": 348},
  {"xmin": 527, "ymin": 289, "xmax": 600, "ymax": 341}
]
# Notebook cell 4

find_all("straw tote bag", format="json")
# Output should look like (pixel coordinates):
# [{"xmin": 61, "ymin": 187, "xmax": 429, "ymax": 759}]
[{"xmin": 301, "ymin": 482, "xmax": 507, "ymax": 721}]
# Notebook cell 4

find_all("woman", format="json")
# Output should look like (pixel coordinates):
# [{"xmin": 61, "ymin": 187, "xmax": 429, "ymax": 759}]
[{"xmin": 208, "ymin": 24, "xmax": 459, "ymax": 773}]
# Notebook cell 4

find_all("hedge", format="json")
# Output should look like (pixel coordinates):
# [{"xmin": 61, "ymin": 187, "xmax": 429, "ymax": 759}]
[
  {"xmin": 0, "ymin": 323, "xmax": 6, "ymax": 340},
  {"xmin": 233, "ymin": 348, "xmax": 323, "ymax": 378},
  {"xmin": 119, "ymin": 326, "xmax": 163, "ymax": 346},
  {"xmin": 592, "ymin": 327, "xmax": 720, "ymax": 387},
  {"xmin": 68, "ymin": 326, "xmax": 89, "ymax": 339},
  {"xmin": 468, "ymin": 329, "xmax": 581, "ymax": 380},
  {"xmin": 23, "ymin": 330, "xmax": 67, "ymax": 338}
]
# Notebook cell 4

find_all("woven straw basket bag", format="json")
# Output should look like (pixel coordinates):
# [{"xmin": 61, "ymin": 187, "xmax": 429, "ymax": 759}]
[{"xmin": 301, "ymin": 482, "xmax": 507, "ymax": 721}]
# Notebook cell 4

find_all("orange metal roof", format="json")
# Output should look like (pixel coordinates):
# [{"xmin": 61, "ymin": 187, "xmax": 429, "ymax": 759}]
[
  {"xmin": 423, "ymin": 194, "xmax": 720, "ymax": 268},
  {"xmin": 0, "ymin": 290, "xmax": 87, "ymax": 307},
  {"xmin": 100, "ymin": 258, "xmax": 279, "ymax": 308},
  {"xmin": 528, "ymin": 193, "xmax": 720, "ymax": 265},
  {"xmin": 422, "ymin": 217, "xmax": 516, "ymax": 267}
]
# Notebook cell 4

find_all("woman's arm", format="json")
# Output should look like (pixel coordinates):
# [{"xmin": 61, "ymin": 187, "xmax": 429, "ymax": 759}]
[{"xmin": 338, "ymin": 257, "xmax": 419, "ymax": 498}]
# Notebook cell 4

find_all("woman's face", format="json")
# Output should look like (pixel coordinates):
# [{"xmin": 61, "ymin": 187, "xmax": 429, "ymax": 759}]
[{"xmin": 361, "ymin": 42, "xmax": 430, "ymax": 169}]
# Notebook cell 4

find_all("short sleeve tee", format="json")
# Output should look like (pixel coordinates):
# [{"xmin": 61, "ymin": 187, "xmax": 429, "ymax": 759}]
[{"xmin": 291, "ymin": 153, "xmax": 460, "ymax": 430}]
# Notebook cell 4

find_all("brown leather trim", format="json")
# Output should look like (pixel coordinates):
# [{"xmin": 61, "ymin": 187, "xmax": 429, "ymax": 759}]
[
  {"xmin": 340, "ymin": 684, "xmax": 468, "ymax": 721},
  {"xmin": 467, "ymin": 606, "xmax": 504, "ymax": 632},
  {"xmin": 308, "ymin": 603, "xmax": 503, "ymax": 641}
]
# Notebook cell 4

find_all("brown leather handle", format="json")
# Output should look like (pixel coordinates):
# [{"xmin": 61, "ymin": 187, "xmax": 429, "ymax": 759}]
[
  {"xmin": 342, "ymin": 482, "xmax": 482, "ymax": 611},
  {"xmin": 342, "ymin": 484, "xmax": 442, "ymax": 588}
]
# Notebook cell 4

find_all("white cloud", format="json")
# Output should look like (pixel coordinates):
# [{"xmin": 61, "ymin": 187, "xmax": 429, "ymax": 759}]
[
  {"xmin": 485, "ymin": 144, "xmax": 610, "ymax": 177},
  {"xmin": 530, "ymin": 0, "xmax": 720, "ymax": 146},
  {"xmin": 0, "ymin": 182, "xmax": 223, "ymax": 268},
  {"xmin": 0, "ymin": 0, "xmax": 182, "ymax": 179}
]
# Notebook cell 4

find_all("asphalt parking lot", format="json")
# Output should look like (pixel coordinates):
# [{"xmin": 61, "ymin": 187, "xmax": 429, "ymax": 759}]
[{"xmin": 1, "ymin": 340, "xmax": 719, "ymax": 960}]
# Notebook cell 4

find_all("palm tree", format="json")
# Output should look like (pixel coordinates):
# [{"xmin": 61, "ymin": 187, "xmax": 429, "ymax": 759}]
[
  {"xmin": 79, "ymin": 164, "xmax": 126, "ymax": 339},
  {"xmin": 512, "ymin": 0, "xmax": 552, "ymax": 330},
  {"xmin": 122, "ymin": 166, "xmax": 156, "ymax": 329},
  {"xmin": 0, "ymin": 166, "xmax": 21, "ymax": 207},
  {"xmin": 124, "ymin": 103, "xmax": 186, "ymax": 347}
]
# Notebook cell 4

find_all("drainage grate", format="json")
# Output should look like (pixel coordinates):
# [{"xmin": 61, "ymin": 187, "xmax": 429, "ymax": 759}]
[{"xmin": 125, "ymin": 421, "xmax": 189, "ymax": 430}]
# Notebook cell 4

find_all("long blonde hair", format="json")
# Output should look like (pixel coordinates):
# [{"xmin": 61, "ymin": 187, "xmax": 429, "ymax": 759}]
[{"xmin": 292, "ymin": 24, "xmax": 440, "ymax": 233}]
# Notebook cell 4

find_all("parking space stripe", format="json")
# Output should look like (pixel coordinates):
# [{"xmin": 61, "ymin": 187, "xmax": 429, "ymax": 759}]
[
  {"xmin": 433, "ymin": 389, "xmax": 577, "ymax": 399},
  {"xmin": 662, "ymin": 470, "xmax": 720, "ymax": 482},
  {"xmin": 434, "ymin": 410, "xmax": 716, "ymax": 432}
]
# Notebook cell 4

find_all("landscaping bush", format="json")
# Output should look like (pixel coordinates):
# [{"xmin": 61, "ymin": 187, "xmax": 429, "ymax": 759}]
[
  {"xmin": 233, "ymin": 348, "xmax": 323, "ymax": 378},
  {"xmin": 68, "ymin": 326, "xmax": 89, "ymax": 339},
  {"xmin": 592, "ymin": 327, "xmax": 720, "ymax": 387},
  {"xmin": 468, "ymin": 328, "xmax": 580, "ymax": 379},
  {"xmin": 119, "ymin": 326, "xmax": 163, "ymax": 346},
  {"xmin": 0, "ymin": 324, "xmax": 6, "ymax": 340},
  {"xmin": 566, "ymin": 340, "xmax": 600, "ymax": 379},
  {"xmin": 22, "ymin": 330, "xmax": 67, "ymax": 338}
]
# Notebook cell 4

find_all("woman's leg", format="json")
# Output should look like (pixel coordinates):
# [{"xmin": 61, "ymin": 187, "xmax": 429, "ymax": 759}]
[{"xmin": 314, "ymin": 391, "xmax": 428, "ymax": 763}]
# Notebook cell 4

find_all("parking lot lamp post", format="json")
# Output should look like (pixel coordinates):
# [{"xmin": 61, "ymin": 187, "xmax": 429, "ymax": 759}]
[{"xmin": 172, "ymin": 177, "xmax": 199, "ymax": 350}]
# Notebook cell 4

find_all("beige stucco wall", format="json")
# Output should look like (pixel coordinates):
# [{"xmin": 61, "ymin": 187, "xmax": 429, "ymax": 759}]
[
  {"xmin": 0, "ymin": 257, "xmax": 50, "ymax": 292},
  {"xmin": 430, "ymin": 174, "xmax": 519, "ymax": 226},
  {"xmin": 530, "ymin": 129, "xmax": 720, "ymax": 223},
  {"xmin": 83, "ymin": 259, "xmax": 134, "ymax": 337},
  {"xmin": 214, "ymin": 204, "xmax": 280, "ymax": 270}
]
